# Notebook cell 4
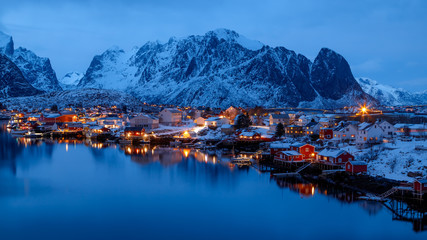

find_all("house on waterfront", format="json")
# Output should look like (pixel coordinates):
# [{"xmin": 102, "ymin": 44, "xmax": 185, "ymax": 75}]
[
  {"xmin": 97, "ymin": 116, "xmax": 124, "ymax": 129},
  {"xmin": 130, "ymin": 114, "xmax": 159, "ymax": 130},
  {"xmin": 290, "ymin": 143, "xmax": 317, "ymax": 161},
  {"xmin": 124, "ymin": 127, "xmax": 146, "ymax": 139},
  {"xmin": 317, "ymin": 149, "xmax": 354, "ymax": 165},
  {"xmin": 41, "ymin": 111, "xmax": 78, "ymax": 123},
  {"xmin": 413, "ymin": 179, "xmax": 427, "ymax": 194},
  {"xmin": 238, "ymin": 131, "xmax": 261, "ymax": 141},
  {"xmin": 274, "ymin": 150, "xmax": 302, "ymax": 162},
  {"xmin": 269, "ymin": 142, "xmax": 291, "ymax": 155},
  {"xmin": 159, "ymin": 108, "xmax": 182, "ymax": 126},
  {"xmin": 345, "ymin": 161, "xmax": 367, "ymax": 173}
]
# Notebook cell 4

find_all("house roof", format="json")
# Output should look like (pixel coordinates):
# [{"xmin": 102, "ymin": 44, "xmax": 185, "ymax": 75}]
[
  {"xmin": 358, "ymin": 122, "xmax": 373, "ymax": 130},
  {"xmin": 270, "ymin": 142, "xmax": 291, "ymax": 149},
  {"xmin": 163, "ymin": 108, "xmax": 181, "ymax": 113},
  {"xmin": 290, "ymin": 142, "xmax": 305, "ymax": 147},
  {"xmin": 124, "ymin": 127, "xmax": 144, "ymax": 132},
  {"xmin": 305, "ymin": 121, "xmax": 319, "ymax": 128},
  {"xmin": 318, "ymin": 149, "xmax": 350, "ymax": 158},
  {"xmin": 240, "ymin": 131, "xmax": 259, "ymax": 137},
  {"xmin": 347, "ymin": 161, "xmax": 367, "ymax": 166},
  {"xmin": 280, "ymin": 150, "xmax": 302, "ymax": 156},
  {"xmin": 206, "ymin": 117, "xmax": 221, "ymax": 121},
  {"xmin": 271, "ymin": 114, "xmax": 289, "ymax": 119}
]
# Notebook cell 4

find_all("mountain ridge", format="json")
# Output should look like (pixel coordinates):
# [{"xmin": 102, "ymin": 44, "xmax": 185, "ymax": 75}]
[{"xmin": 77, "ymin": 29, "xmax": 376, "ymax": 108}]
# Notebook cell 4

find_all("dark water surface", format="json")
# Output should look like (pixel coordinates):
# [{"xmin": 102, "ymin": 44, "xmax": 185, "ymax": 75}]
[{"xmin": 0, "ymin": 121, "xmax": 426, "ymax": 240}]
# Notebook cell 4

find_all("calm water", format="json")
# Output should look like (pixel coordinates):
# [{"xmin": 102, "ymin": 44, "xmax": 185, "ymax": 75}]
[{"xmin": 0, "ymin": 121, "xmax": 426, "ymax": 240}]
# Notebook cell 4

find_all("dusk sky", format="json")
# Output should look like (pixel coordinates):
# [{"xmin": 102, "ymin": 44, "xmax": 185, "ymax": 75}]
[{"xmin": 1, "ymin": 0, "xmax": 426, "ymax": 91}]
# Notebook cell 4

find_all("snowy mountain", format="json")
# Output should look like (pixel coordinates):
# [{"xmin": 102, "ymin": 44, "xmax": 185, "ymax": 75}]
[
  {"xmin": 0, "ymin": 54, "xmax": 43, "ymax": 98},
  {"xmin": 0, "ymin": 31, "xmax": 61, "ymax": 94},
  {"xmin": 0, "ymin": 31, "xmax": 14, "ymax": 56},
  {"xmin": 78, "ymin": 29, "xmax": 374, "ymax": 108},
  {"xmin": 357, "ymin": 78, "xmax": 427, "ymax": 106},
  {"xmin": 0, "ymin": 88, "xmax": 144, "ymax": 110},
  {"xmin": 59, "ymin": 71, "xmax": 84, "ymax": 90}
]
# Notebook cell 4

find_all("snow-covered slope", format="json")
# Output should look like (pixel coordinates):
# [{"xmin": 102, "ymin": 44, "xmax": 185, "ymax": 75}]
[
  {"xmin": 0, "ymin": 31, "xmax": 61, "ymax": 93},
  {"xmin": 59, "ymin": 72, "xmax": 84, "ymax": 90},
  {"xmin": 357, "ymin": 78, "xmax": 427, "ymax": 106},
  {"xmin": 0, "ymin": 31, "xmax": 14, "ymax": 56},
  {"xmin": 0, "ymin": 54, "xmax": 43, "ymax": 98},
  {"xmin": 0, "ymin": 88, "xmax": 144, "ymax": 110},
  {"xmin": 12, "ymin": 47, "xmax": 62, "ymax": 92},
  {"xmin": 78, "ymin": 29, "xmax": 374, "ymax": 108}
]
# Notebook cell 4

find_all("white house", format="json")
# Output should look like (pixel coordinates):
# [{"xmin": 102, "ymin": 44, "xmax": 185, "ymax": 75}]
[
  {"xmin": 376, "ymin": 119, "xmax": 395, "ymax": 137},
  {"xmin": 269, "ymin": 114, "xmax": 290, "ymax": 126},
  {"xmin": 356, "ymin": 122, "xmax": 385, "ymax": 147},
  {"xmin": 205, "ymin": 117, "xmax": 229, "ymax": 127},
  {"xmin": 333, "ymin": 121, "xmax": 358, "ymax": 141},
  {"xmin": 130, "ymin": 114, "xmax": 159, "ymax": 130},
  {"xmin": 159, "ymin": 108, "xmax": 182, "ymax": 126}
]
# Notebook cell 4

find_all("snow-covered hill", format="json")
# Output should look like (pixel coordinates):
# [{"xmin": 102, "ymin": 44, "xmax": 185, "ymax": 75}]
[
  {"xmin": 59, "ymin": 72, "xmax": 84, "ymax": 90},
  {"xmin": 0, "ymin": 31, "xmax": 61, "ymax": 94},
  {"xmin": 78, "ymin": 29, "xmax": 375, "ymax": 108},
  {"xmin": 357, "ymin": 78, "xmax": 427, "ymax": 106},
  {"xmin": 0, "ymin": 54, "xmax": 42, "ymax": 98},
  {"xmin": 0, "ymin": 88, "xmax": 144, "ymax": 110}
]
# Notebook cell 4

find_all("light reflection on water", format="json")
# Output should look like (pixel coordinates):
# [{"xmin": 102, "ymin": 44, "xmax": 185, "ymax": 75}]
[{"xmin": 0, "ymin": 121, "xmax": 426, "ymax": 240}]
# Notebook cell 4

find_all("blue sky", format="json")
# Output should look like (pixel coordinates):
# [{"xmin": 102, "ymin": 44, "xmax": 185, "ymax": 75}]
[{"xmin": 0, "ymin": 0, "xmax": 426, "ymax": 91}]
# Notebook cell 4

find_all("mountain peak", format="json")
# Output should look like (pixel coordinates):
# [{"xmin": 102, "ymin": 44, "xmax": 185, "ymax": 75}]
[
  {"xmin": 205, "ymin": 28, "xmax": 264, "ymax": 51},
  {"xmin": 0, "ymin": 31, "xmax": 14, "ymax": 56}
]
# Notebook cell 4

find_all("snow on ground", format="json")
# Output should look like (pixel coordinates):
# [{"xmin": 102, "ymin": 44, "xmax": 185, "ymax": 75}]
[{"xmin": 342, "ymin": 139, "xmax": 427, "ymax": 182}]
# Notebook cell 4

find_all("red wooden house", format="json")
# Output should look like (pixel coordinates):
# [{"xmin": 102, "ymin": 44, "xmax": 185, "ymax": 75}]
[
  {"xmin": 290, "ymin": 143, "xmax": 317, "ymax": 160},
  {"xmin": 345, "ymin": 161, "xmax": 367, "ymax": 173},
  {"xmin": 238, "ymin": 131, "xmax": 261, "ymax": 141},
  {"xmin": 269, "ymin": 142, "xmax": 291, "ymax": 155},
  {"xmin": 413, "ymin": 179, "xmax": 427, "ymax": 193},
  {"xmin": 124, "ymin": 127, "xmax": 145, "ymax": 139},
  {"xmin": 274, "ymin": 150, "xmax": 303, "ymax": 162},
  {"xmin": 41, "ymin": 112, "xmax": 78, "ymax": 123},
  {"xmin": 318, "ymin": 149, "xmax": 354, "ymax": 165},
  {"xmin": 319, "ymin": 128, "xmax": 333, "ymax": 140}
]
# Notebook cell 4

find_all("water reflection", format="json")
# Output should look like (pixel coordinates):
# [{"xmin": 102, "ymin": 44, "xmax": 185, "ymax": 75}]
[{"xmin": 0, "ymin": 120, "xmax": 426, "ymax": 238}]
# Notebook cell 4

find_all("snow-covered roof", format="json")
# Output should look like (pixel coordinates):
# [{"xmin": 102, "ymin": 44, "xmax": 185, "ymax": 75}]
[
  {"xmin": 280, "ymin": 150, "xmax": 302, "ymax": 156},
  {"xmin": 347, "ymin": 161, "xmax": 367, "ymax": 166},
  {"xmin": 270, "ymin": 142, "xmax": 291, "ymax": 149},
  {"xmin": 359, "ymin": 122, "xmax": 374, "ymax": 131},
  {"xmin": 43, "ymin": 113, "xmax": 61, "ymax": 118},
  {"xmin": 270, "ymin": 114, "xmax": 289, "ymax": 119},
  {"xmin": 290, "ymin": 142, "xmax": 306, "ymax": 147},
  {"xmin": 206, "ymin": 117, "xmax": 221, "ymax": 121},
  {"xmin": 221, "ymin": 124, "xmax": 233, "ymax": 128},
  {"xmin": 240, "ymin": 131, "xmax": 259, "ymax": 137},
  {"xmin": 318, "ymin": 149, "xmax": 350, "ymax": 158}
]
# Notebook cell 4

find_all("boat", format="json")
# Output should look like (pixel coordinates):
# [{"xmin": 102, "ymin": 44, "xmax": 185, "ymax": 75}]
[
  {"xmin": 231, "ymin": 156, "xmax": 253, "ymax": 167},
  {"xmin": 10, "ymin": 129, "xmax": 28, "ymax": 135},
  {"xmin": 24, "ymin": 131, "xmax": 43, "ymax": 138}
]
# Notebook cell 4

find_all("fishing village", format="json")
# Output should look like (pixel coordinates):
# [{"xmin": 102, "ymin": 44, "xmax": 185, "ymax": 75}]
[{"xmin": 1, "ymin": 103, "xmax": 427, "ymax": 231}]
